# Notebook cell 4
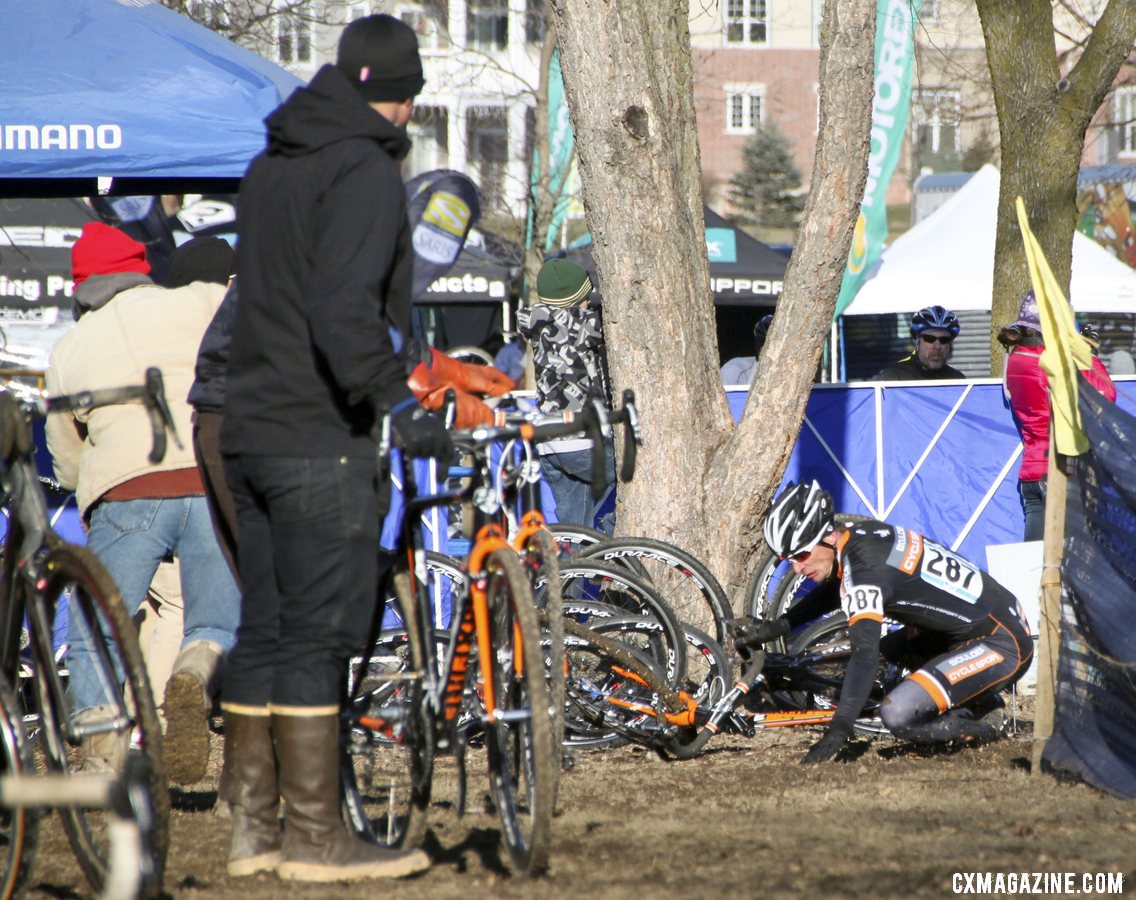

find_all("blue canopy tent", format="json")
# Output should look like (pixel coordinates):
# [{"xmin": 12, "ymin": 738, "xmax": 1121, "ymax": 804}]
[{"xmin": 0, "ymin": 0, "xmax": 302, "ymax": 197}]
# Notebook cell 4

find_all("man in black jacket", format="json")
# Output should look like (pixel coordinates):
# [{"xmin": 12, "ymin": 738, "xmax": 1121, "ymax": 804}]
[
  {"xmin": 218, "ymin": 15, "xmax": 446, "ymax": 882},
  {"xmin": 871, "ymin": 305, "xmax": 967, "ymax": 381}
]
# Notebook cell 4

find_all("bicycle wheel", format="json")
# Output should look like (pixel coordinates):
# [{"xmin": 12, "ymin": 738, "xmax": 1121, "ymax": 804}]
[
  {"xmin": 480, "ymin": 549, "xmax": 556, "ymax": 876},
  {"xmin": 785, "ymin": 612, "xmax": 892, "ymax": 736},
  {"xmin": 341, "ymin": 570, "xmax": 435, "ymax": 849},
  {"xmin": 546, "ymin": 523, "xmax": 608, "ymax": 561},
  {"xmin": 743, "ymin": 546, "xmax": 787, "ymax": 619},
  {"xmin": 560, "ymin": 617, "xmax": 686, "ymax": 750},
  {"xmin": 517, "ymin": 530, "xmax": 564, "ymax": 808},
  {"xmin": 0, "ymin": 677, "xmax": 35, "ymax": 900},
  {"xmin": 34, "ymin": 541, "xmax": 167, "ymax": 896},
  {"xmin": 549, "ymin": 559, "xmax": 687, "ymax": 689},
  {"xmin": 577, "ymin": 537, "xmax": 732, "ymax": 646}
]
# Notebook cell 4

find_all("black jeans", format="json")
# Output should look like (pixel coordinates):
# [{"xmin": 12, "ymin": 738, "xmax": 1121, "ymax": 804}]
[{"xmin": 221, "ymin": 454, "xmax": 383, "ymax": 710}]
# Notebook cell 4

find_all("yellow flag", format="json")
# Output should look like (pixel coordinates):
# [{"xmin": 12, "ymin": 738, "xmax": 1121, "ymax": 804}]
[{"xmin": 1014, "ymin": 197, "xmax": 1096, "ymax": 456}]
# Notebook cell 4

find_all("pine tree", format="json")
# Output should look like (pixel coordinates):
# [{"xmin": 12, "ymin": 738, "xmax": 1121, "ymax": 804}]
[{"xmin": 728, "ymin": 119, "xmax": 805, "ymax": 230}]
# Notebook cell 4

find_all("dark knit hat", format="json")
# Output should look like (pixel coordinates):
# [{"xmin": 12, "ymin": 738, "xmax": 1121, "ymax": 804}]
[
  {"xmin": 336, "ymin": 14, "xmax": 425, "ymax": 103},
  {"xmin": 71, "ymin": 222, "xmax": 150, "ymax": 286},
  {"xmin": 536, "ymin": 259, "xmax": 593, "ymax": 308},
  {"xmin": 166, "ymin": 236, "xmax": 236, "ymax": 288}
]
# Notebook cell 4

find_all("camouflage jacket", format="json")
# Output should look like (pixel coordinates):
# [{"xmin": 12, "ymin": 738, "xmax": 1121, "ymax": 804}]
[{"xmin": 516, "ymin": 303, "xmax": 611, "ymax": 414}]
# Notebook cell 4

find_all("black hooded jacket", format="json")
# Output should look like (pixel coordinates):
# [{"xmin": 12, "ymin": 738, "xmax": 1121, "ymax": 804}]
[{"xmin": 221, "ymin": 64, "xmax": 415, "ymax": 459}]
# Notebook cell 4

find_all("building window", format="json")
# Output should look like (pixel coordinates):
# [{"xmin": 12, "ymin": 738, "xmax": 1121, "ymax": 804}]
[
  {"xmin": 189, "ymin": 0, "xmax": 226, "ymax": 30},
  {"xmin": 397, "ymin": 3, "xmax": 446, "ymax": 51},
  {"xmin": 725, "ymin": 88, "xmax": 764, "ymax": 134},
  {"xmin": 1115, "ymin": 87, "xmax": 1136, "ymax": 158},
  {"xmin": 407, "ymin": 106, "xmax": 450, "ymax": 177},
  {"xmin": 912, "ymin": 89, "xmax": 961, "ymax": 172},
  {"xmin": 920, "ymin": 0, "xmax": 941, "ymax": 25},
  {"xmin": 468, "ymin": 107, "xmax": 508, "ymax": 211},
  {"xmin": 525, "ymin": 0, "xmax": 547, "ymax": 45},
  {"xmin": 468, "ymin": 0, "xmax": 507, "ymax": 51},
  {"xmin": 725, "ymin": 0, "xmax": 767, "ymax": 46},
  {"xmin": 276, "ymin": 5, "xmax": 312, "ymax": 65}
]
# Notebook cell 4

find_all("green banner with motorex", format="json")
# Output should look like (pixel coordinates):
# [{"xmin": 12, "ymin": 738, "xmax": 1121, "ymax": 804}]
[{"xmin": 833, "ymin": 0, "xmax": 919, "ymax": 317}]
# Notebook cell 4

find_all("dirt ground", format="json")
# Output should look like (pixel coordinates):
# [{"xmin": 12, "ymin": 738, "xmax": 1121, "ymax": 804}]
[{"xmin": 23, "ymin": 696, "xmax": 1136, "ymax": 899}]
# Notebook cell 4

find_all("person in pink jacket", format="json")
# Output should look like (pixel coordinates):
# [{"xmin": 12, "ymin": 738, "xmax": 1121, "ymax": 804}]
[{"xmin": 1000, "ymin": 290, "xmax": 1116, "ymax": 541}]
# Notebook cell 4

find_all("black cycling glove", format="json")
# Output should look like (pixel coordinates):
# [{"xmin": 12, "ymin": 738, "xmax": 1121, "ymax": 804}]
[
  {"xmin": 728, "ymin": 615, "xmax": 791, "ymax": 657},
  {"xmin": 390, "ymin": 398, "xmax": 453, "ymax": 462},
  {"xmin": 801, "ymin": 718, "xmax": 853, "ymax": 764}
]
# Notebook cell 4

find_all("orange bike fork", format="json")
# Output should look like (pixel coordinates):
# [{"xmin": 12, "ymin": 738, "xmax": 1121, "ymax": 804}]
[{"xmin": 467, "ymin": 525, "xmax": 514, "ymax": 721}]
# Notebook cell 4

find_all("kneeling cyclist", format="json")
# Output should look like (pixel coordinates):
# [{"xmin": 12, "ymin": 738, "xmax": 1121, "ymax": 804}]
[{"xmin": 734, "ymin": 480, "xmax": 1033, "ymax": 764}]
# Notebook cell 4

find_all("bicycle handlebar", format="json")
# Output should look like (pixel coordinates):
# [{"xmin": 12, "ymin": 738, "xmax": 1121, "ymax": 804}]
[
  {"xmin": 40, "ymin": 367, "xmax": 182, "ymax": 464},
  {"xmin": 453, "ymin": 389, "xmax": 641, "ymax": 499}
]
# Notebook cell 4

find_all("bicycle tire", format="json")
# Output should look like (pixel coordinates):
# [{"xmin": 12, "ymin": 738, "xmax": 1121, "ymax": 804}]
[
  {"xmin": 445, "ymin": 345, "xmax": 495, "ymax": 366},
  {"xmin": 545, "ymin": 523, "xmax": 609, "ymax": 561},
  {"xmin": 577, "ymin": 537, "xmax": 733, "ymax": 646},
  {"xmin": 785, "ymin": 612, "xmax": 891, "ymax": 737},
  {"xmin": 518, "ymin": 529, "xmax": 564, "ymax": 810},
  {"xmin": 548, "ymin": 559, "xmax": 687, "ymax": 689},
  {"xmin": 36, "ymin": 541, "xmax": 168, "ymax": 896},
  {"xmin": 560, "ymin": 617, "xmax": 685, "ymax": 750},
  {"xmin": 482, "ymin": 549, "xmax": 556, "ymax": 876},
  {"xmin": 341, "ymin": 570, "xmax": 434, "ymax": 849},
  {"xmin": 742, "ymin": 546, "xmax": 785, "ymax": 619},
  {"xmin": 0, "ymin": 677, "xmax": 35, "ymax": 900}
]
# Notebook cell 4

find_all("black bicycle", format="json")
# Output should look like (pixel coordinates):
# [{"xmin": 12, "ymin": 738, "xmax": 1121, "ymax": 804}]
[{"xmin": 0, "ymin": 369, "xmax": 176, "ymax": 898}]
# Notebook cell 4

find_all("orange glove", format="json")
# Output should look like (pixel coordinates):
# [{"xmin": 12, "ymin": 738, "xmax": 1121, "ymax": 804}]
[
  {"xmin": 427, "ymin": 348, "xmax": 514, "ymax": 397},
  {"xmin": 416, "ymin": 385, "xmax": 495, "ymax": 428}
]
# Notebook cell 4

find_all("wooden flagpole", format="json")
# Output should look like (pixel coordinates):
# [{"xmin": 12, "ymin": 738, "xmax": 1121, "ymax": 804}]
[{"xmin": 1031, "ymin": 432, "xmax": 1066, "ymax": 774}]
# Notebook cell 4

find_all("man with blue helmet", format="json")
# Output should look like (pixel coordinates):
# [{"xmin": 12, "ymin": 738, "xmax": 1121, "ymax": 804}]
[{"xmin": 872, "ymin": 305, "xmax": 966, "ymax": 381}]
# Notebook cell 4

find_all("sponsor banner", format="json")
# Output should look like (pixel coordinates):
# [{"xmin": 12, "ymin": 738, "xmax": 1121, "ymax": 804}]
[
  {"xmin": 834, "ymin": 0, "xmax": 920, "ymax": 317},
  {"xmin": 405, "ymin": 169, "xmax": 481, "ymax": 302},
  {"xmin": 425, "ymin": 273, "xmax": 508, "ymax": 300},
  {"xmin": 710, "ymin": 277, "xmax": 783, "ymax": 298}
]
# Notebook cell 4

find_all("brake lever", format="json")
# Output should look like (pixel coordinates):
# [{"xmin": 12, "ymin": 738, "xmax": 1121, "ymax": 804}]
[{"xmin": 143, "ymin": 368, "xmax": 182, "ymax": 464}]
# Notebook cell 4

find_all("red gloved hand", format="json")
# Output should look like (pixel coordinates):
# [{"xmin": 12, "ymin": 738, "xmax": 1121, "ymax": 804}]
[
  {"xmin": 417, "ymin": 385, "xmax": 495, "ymax": 428},
  {"xmin": 427, "ymin": 348, "xmax": 514, "ymax": 397}
]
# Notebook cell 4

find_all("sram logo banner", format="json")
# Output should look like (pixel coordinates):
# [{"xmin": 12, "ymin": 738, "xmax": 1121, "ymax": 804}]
[{"xmin": 0, "ymin": 124, "xmax": 123, "ymax": 151}]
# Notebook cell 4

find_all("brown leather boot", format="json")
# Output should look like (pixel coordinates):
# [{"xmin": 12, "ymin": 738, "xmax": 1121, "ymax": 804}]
[
  {"xmin": 221, "ymin": 707, "xmax": 282, "ymax": 876},
  {"xmin": 273, "ymin": 711, "xmax": 430, "ymax": 882}
]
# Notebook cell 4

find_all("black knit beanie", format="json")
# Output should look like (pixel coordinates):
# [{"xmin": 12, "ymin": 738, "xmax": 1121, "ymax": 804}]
[
  {"xmin": 165, "ymin": 236, "xmax": 236, "ymax": 288},
  {"xmin": 336, "ymin": 14, "xmax": 425, "ymax": 103}
]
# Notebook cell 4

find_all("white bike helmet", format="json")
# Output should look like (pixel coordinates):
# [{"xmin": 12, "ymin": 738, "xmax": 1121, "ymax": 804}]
[{"xmin": 763, "ymin": 480, "xmax": 835, "ymax": 559}]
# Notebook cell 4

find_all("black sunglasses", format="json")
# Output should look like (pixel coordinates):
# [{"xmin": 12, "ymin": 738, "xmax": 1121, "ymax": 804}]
[{"xmin": 920, "ymin": 334, "xmax": 953, "ymax": 345}]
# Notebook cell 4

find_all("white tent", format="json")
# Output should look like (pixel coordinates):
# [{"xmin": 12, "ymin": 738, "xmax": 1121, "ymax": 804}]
[{"xmin": 843, "ymin": 164, "xmax": 1136, "ymax": 315}]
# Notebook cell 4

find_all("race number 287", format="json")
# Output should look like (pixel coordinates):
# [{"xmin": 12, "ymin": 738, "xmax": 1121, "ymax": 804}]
[{"xmin": 920, "ymin": 543, "xmax": 982, "ymax": 604}]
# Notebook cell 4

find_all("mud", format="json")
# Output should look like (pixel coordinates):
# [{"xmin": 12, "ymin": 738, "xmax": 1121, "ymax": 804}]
[{"xmin": 24, "ymin": 698, "xmax": 1136, "ymax": 899}]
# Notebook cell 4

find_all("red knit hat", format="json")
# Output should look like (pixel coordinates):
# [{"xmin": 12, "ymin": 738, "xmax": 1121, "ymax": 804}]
[{"xmin": 71, "ymin": 222, "xmax": 150, "ymax": 286}]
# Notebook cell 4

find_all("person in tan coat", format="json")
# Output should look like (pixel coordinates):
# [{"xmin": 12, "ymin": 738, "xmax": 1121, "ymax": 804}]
[{"xmin": 45, "ymin": 224, "xmax": 239, "ymax": 785}]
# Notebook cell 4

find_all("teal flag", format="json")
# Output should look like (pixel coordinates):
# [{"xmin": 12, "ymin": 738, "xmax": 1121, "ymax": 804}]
[
  {"xmin": 833, "ymin": 0, "xmax": 919, "ymax": 317},
  {"xmin": 526, "ymin": 46, "xmax": 576, "ymax": 253}
]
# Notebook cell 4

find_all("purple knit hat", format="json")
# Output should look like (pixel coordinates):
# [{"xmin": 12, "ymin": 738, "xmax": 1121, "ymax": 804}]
[{"xmin": 1012, "ymin": 290, "xmax": 1041, "ymax": 332}]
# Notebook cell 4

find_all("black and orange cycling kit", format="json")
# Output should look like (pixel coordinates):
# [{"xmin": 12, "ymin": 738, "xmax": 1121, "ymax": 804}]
[{"xmin": 791, "ymin": 521, "xmax": 1033, "ymax": 738}]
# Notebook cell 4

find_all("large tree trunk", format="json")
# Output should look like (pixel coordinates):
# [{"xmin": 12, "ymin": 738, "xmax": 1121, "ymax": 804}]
[
  {"xmin": 547, "ymin": 0, "xmax": 877, "ymax": 598},
  {"xmin": 978, "ymin": 0, "xmax": 1136, "ymax": 371}
]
